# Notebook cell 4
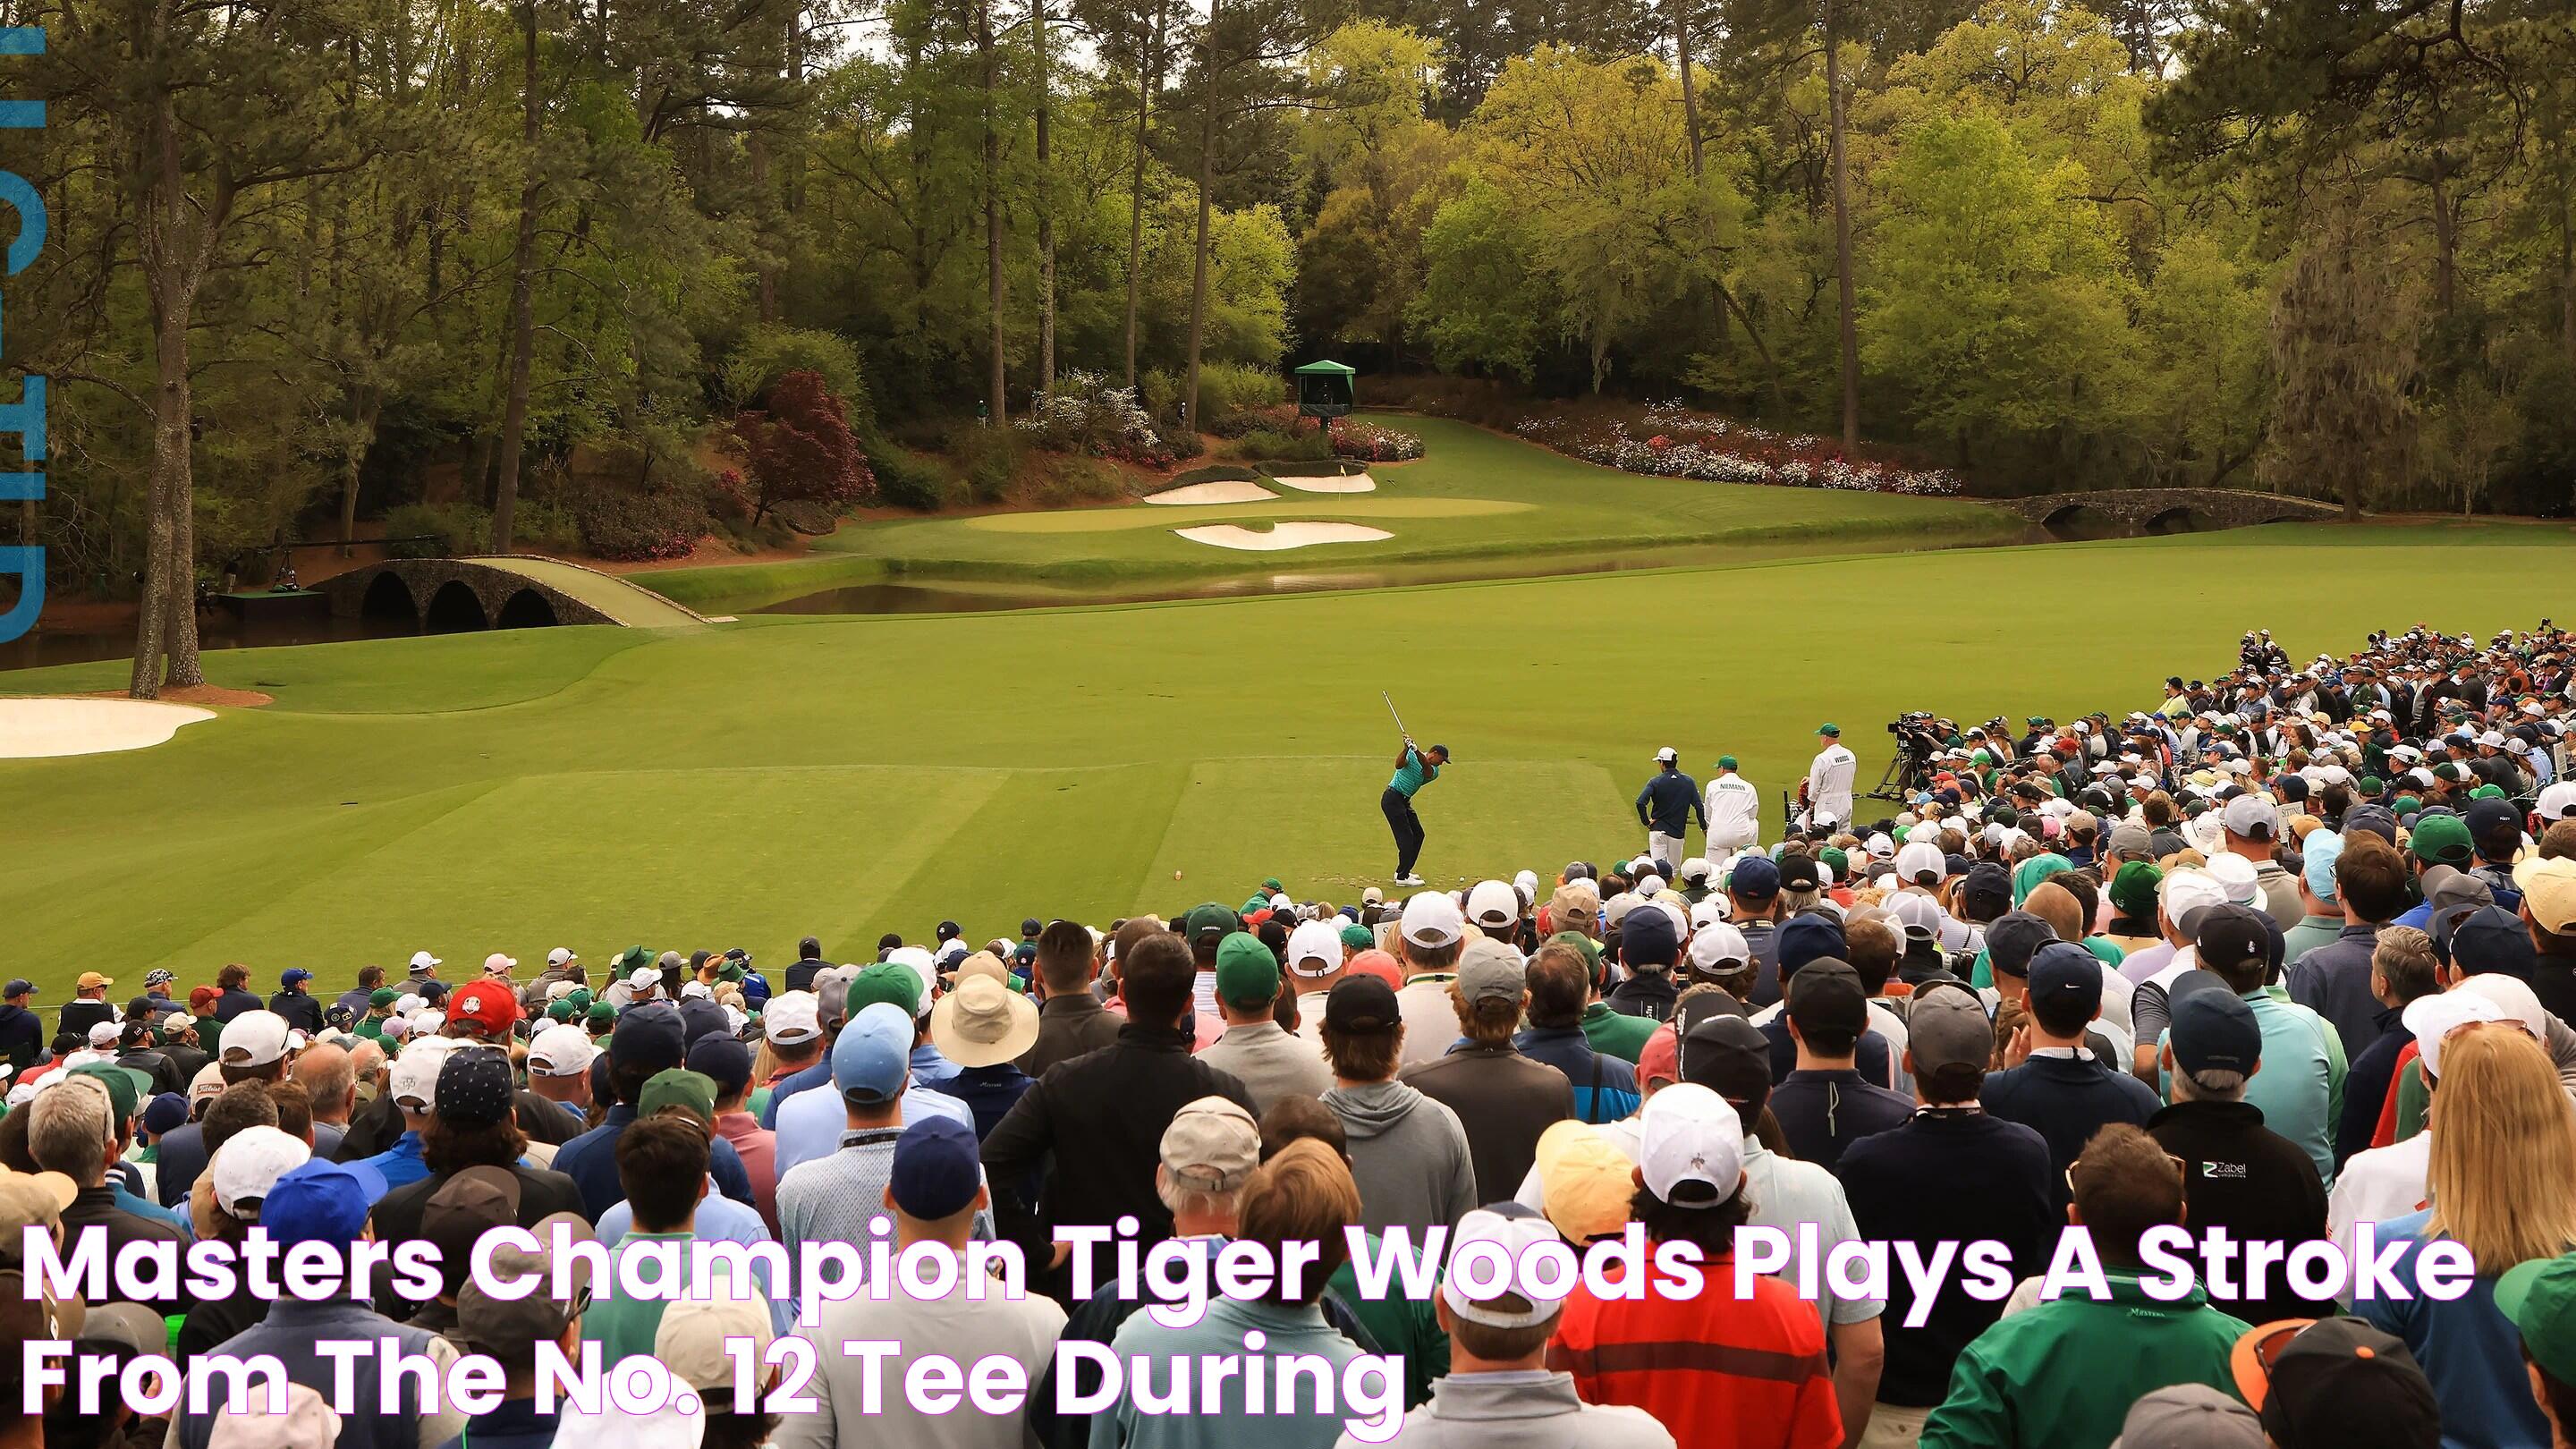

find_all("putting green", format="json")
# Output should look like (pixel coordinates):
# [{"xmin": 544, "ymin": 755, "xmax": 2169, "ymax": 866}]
[
  {"xmin": 7, "ymin": 520, "xmax": 2576, "ymax": 989},
  {"xmin": 968, "ymin": 496, "xmax": 1531, "ymax": 532}
]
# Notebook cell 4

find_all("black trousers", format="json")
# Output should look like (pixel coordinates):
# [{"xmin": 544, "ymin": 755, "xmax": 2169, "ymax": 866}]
[{"xmin": 1382, "ymin": 786, "xmax": 1425, "ymax": 876}]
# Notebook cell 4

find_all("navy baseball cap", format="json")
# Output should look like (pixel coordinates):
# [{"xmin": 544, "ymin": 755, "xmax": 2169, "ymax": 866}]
[
  {"xmin": 888, "ymin": 1115, "xmax": 982, "ymax": 1220},
  {"xmin": 686, "ymin": 1033, "xmax": 754, "ymax": 1097},
  {"xmin": 1620, "ymin": 904, "xmax": 1681, "ymax": 968},
  {"xmin": 1984, "ymin": 911, "xmax": 2056, "ymax": 981},
  {"xmin": 280, "ymin": 968, "xmax": 313, "ymax": 987},
  {"xmin": 3, "ymin": 979, "xmax": 34, "ymax": 997},
  {"xmin": 140, "ymin": 1092, "xmax": 188, "ymax": 1138},
  {"xmin": 2171, "ymin": 987, "xmax": 2263, "ymax": 1077},
  {"xmin": 262, "ymin": 1158, "xmax": 388, "ymax": 1246},
  {"xmin": 2194, "ymin": 904, "xmax": 2273, "ymax": 979},
  {"xmin": 608, "ymin": 1001, "xmax": 687, "ymax": 1072},
  {"xmin": 2027, "ymin": 942, "xmax": 2103, "ymax": 1018},
  {"xmin": 1729, "ymin": 856, "xmax": 1781, "ymax": 901},
  {"xmin": 1959, "ymin": 862, "xmax": 2012, "ymax": 920},
  {"xmin": 677, "ymin": 997, "xmax": 729, "ymax": 1046},
  {"xmin": 1777, "ymin": 914, "xmax": 1847, "ymax": 979}
]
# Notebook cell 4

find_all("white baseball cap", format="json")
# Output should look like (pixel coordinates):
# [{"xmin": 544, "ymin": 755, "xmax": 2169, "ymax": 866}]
[
  {"xmin": 86, "ymin": 1021, "xmax": 120, "ymax": 1049},
  {"xmin": 546, "ymin": 947, "xmax": 578, "ymax": 967},
  {"xmin": 2221, "ymin": 793, "xmax": 2281, "ymax": 841},
  {"xmin": 1894, "ymin": 839, "xmax": 1945, "ymax": 886},
  {"xmin": 1882, "ymin": 890, "xmax": 1945, "ymax": 944},
  {"xmin": 408, "ymin": 951, "xmax": 441, "ymax": 972},
  {"xmin": 1638, "ymin": 1082, "xmax": 1745, "ymax": 1206},
  {"xmin": 2453, "ymin": 973, "xmax": 2549, "ymax": 1043},
  {"xmin": 210, "ymin": 1125, "xmax": 310, "ymax": 1219},
  {"xmin": 1441, "ymin": 1206, "xmax": 1571, "ymax": 1328},
  {"xmin": 763, "ymin": 991, "xmax": 821, "ymax": 1045},
  {"xmin": 1286, "ymin": 919, "xmax": 1345, "ymax": 977},
  {"xmin": 545, "ymin": 979, "xmax": 581, "ymax": 1002},
  {"xmin": 2204, "ymin": 852, "xmax": 2261, "ymax": 907},
  {"xmin": 527, "ymin": 1024, "xmax": 599, "ymax": 1077},
  {"xmin": 679, "ymin": 980, "xmax": 712, "ymax": 1001},
  {"xmin": 1636, "ymin": 874, "xmax": 1667, "ymax": 898},
  {"xmin": 1401, "ymin": 891, "xmax": 1465, "ymax": 949},
  {"xmin": 217, "ymin": 1011, "xmax": 292, "ymax": 1070},
  {"xmin": 482, "ymin": 953, "xmax": 516, "ymax": 975},
  {"xmin": 1465, "ymin": 879, "xmax": 1520, "ymax": 930},
  {"xmin": 1655, "ymin": 747, "xmax": 1677, "ymax": 764},
  {"xmin": 2538, "ymin": 782, "xmax": 2576, "ymax": 822},
  {"xmin": 189, "ymin": 1063, "xmax": 226, "ymax": 1105},
  {"xmin": 1686, "ymin": 923, "xmax": 1750, "ymax": 972},
  {"xmin": 627, "ymin": 967, "xmax": 659, "ymax": 990},
  {"xmin": 884, "ymin": 947, "xmax": 939, "ymax": 1018},
  {"xmin": 1689, "ymin": 895, "xmax": 1731, "ymax": 929},
  {"xmin": 655, "ymin": 1270, "xmax": 775, "ymax": 1394},
  {"xmin": 2402, "ymin": 991, "xmax": 2506, "ymax": 1079},
  {"xmin": 389, "ymin": 1036, "xmax": 461, "ymax": 1107}
]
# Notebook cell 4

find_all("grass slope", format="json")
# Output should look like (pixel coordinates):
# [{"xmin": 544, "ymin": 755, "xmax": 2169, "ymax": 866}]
[
  {"xmin": 639, "ymin": 416, "xmax": 2020, "ymax": 611},
  {"xmin": 7, "ymin": 519, "xmax": 2576, "ymax": 990}
]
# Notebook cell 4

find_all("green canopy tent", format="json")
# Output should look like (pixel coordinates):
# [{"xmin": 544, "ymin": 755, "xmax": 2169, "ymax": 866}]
[{"xmin": 1293, "ymin": 360, "xmax": 1356, "ymax": 419}]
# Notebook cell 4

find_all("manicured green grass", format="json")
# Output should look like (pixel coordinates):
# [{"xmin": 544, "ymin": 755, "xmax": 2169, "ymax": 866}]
[
  {"xmin": 9, "ymin": 518, "xmax": 2576, "ymax": 994},
  {"xmin": 638, "ymin": 416, "xmax": 2021, "ymax": 611}
]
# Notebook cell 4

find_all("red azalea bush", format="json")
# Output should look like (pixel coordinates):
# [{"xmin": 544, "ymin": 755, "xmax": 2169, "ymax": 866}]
[
  {"xmin": 1513, "ymin": 401, "xmax": 1961, "ymax": 495},
  {"xmin": 1329, "ymin": 419, "xmax": 1425, "ymax": 462}
]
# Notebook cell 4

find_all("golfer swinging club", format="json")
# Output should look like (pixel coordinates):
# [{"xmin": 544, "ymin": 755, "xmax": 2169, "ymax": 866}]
[{"xmin": 1381, "ymin": 695, "xmax": 1447, "ymax": 886}]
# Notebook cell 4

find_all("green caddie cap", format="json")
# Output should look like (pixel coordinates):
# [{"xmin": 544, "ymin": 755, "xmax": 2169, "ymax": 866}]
[
  {"xmin": 2408, "ymin": 813, "xmax": 2473, "ymax": 867},
  {"xmin": 1716, "ymin": 755, "xmax": 1738, "ymax": 770},
  {"xmin": 1338, "ymin": 923, "xmax": 1373, "ymax": 952},
  {"xmin": 1817, "ymin": 724, "xmax": 1841, "ymax": 737},
  {"xmin": 1212, "ymin": 932, "xmax": 1281, "ymax": 1008},
  {"xmin": 845, "ymin": 962, "xmax": 921, "ymax": 1020},
  {"xmin": 2498, "ymin": 1252, "xmax": 2576, "ymax": 1385},
  {"xmin": 1182, "ymin": 902, "xmax": 1243, "ymax": 940},
  {"xmin": 637, "ymin": 1068, "xmax": 717, "ymax": 1127},
  {"xmin": 369, "ymin": 987, "xmax": 400, "ymax": 1008}
]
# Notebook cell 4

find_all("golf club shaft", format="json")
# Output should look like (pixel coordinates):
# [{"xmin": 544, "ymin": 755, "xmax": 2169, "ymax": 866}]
[{"xmin": 1383, "ymin": 691, "xmax": 1409, "ymax": 741}]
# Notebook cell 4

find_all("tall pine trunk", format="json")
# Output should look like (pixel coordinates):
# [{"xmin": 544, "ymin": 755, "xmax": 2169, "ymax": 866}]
[
  {"xmin": 981, "ymin": 0, "xmax": 1005, "ymax": 423},
  {"xmin": 131, "ymin": 11, "xmax": 205, "ymax": 699},
  {"xmin": 1182, "ymin": 0, "xmax": 1219, "ymax": 429},
  {"xmin": 491, "ymin": 0, "xmax": 541, "ymax": 554},
  {"xmin": 1033, "ymin": 0, "xmax": 1054, "ymax": 394},
  {"xmin": 1826, "ymin": 0, "xmax": 1859, "ymax": 454},
  {"xmin": 1123, "ymin": 0, "xmax": 1167, "ymax": 390}
]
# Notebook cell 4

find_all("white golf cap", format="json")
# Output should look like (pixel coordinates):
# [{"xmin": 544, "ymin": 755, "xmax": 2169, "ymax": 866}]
[
  {"xmin": 86, "ymin": 1021, "xmax": 120, "ymax": 1048},
  {"xmin": 482, "ymin": 953, "xmax": 516, "ymax": 975},
  {"xmin": 408, "ymin": 951, "xmax": 440, "ymax": 971},
  {"xmin": 763, "ymin": 991, "xmax": 821, "ymax": 1045},
  {"xmin": 1678, "ymin": 858, "xmax": 1713, "ymax": 883},
  {"xmin": 189, "ymin": 1063, "xmax": 226, "ymax": 1104},
  {"xmin": 1638, "ymin": 1082, "xmax": 1744, "ymax": 1205},
  {"xmin": 1689, "ymin": 895, "xmax": 1731, "ymax": 929},
  {"xmin": 526, "ymin": 1024, "xmax": 598, "ymax": 1077},
  {"xmin": 546, "ymin": 947, "xmax": 578, "ymax": 967},
  {"xmin": 394, "ymin": 993, "xmax": 426, "ymax": 1015},
  {"xmin": 1894, "ymin": 839, "xmax": 1945, "ymax": 886},
  {"xmin": 1655, "ymin": 747, "xmax": 1677, "ymax": 764},
  {"xmin": 884, "ymin": 947, "xmax": 939, "ymax": 1018},
  {"xmin": 1286, "ymin": 919, "xmax": 1345, "ymax": 977},
  {"xmin": 679, "ymin": 980, "xmax": 712, "ymax": 1001},
  {"xmin": 1637, "ymin": 875, "xmax": 1667, "ymax": 898},
  {"xmin": 1883, "ymin": 890, "xmax": 1945, "ymax": 943},
  {"xmin": 1686, "ymin": 922, "xmax": 1750, "ymax": 972},
  {"xmin": 1401, "ymin": 891, "xmax": 1465, "ymax": 949},
  {"xmin": 1514, "ymin": 869, "xmax": 1539, "ymax": 897},
  {"xmin": 1441, "ymin": 1206, "xmax": 1571, "ymax": 1328},
  {"xmin": 2204, "ymin": 852, "xmax": 2261, "ymax": 906},
  {"xmin": 209, "ymin": 1125, "xmax": 310, "ymax": 1220},
  {"xmin": 2221, "ymin": 793, "xmax": 2280, "ymax": 841},
  {"xmin": 544, "ymin": 979, "xmax": 580, "ymax": 1002},
  {"xmin": 388, "ymin": 1036, "xmax": 460, "ymax": 1107},
  {"xmin": 2538, "ymin": 782, "xmax": 2576, "ymax": 822},
  {"xmin": 627, "ymin": 967, "xmax": 659, "ymax": 990},
  {"xmin": 217, "ymin": 1011, "xmax": 292, "ymax": 1070},
  {"xmin": 2453, "ymin": 972, "xmax": 2549, "ymax": 1043},
  {"xmin": 2402, "ymin": 991, "xmax": 2505, "ymax": 1080},
  {"xmin": 1465, "ymin": 879, "xmax": 1520, "ymax": 929}
]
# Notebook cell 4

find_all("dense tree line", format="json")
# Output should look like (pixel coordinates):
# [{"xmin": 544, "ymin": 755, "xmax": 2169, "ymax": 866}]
[{"xmin": 9, "ymin": 0, "xmax": 2574, "ymax": 694}]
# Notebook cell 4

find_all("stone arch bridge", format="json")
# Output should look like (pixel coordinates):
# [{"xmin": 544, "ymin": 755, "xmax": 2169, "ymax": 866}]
[
  {"xmin": 1996, "ymin": 488, "xmax": 2346, "ymax": 537},
  {"xmin": 315, "ymin": 555, "xmax": 709, "ymax": 634}
]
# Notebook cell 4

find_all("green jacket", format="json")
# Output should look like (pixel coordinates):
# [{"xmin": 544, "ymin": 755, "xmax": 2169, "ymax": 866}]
[
  {"xmin": 1580, "ymin": 1000, "xmax": 1656, "ymax": 1063},
  {"xmin": 1920, "ymin": 1272, "xmax": 2250, "ymax": 1449}
]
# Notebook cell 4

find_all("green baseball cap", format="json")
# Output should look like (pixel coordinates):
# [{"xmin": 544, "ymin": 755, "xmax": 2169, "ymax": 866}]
[
  {"xmin": 69, "ymin": 1062, "xmax": 151, "ymax": 1123},
  {"xmin": 2360, "ymin": 775, "xmax": 2385, "ymax": 795},
  {"xmin": 846, "ymin": 962, "xmax": 922, "ymax": 1020},
  {"xmin": 2470, "ymin": 784, "xmax": 2507, "ymax": 801},
  {"xmin": 566, "ymin": 988, "xmax": 593, "ymax": 1012},
  {"xmin": 2407, "ymin": 813, "xmax": 2473, "ymax": 867},
  {"xmin": 1818, "ymin": 846, "xmax": 1849, "ymax": 876},
  {"xmin": 637, "ymin": 1068, "xmax": 717, "ymax": 1127},
  {"xmin": 546, "ymin": 999, "xmax": 576, "ymax": 1022},
  {"xmin": 1716, "ymin": 755, "xmax": 1738, "ymax": 770},
  {"xmin": 369, "ymin": 987, "xmax": 400, "ymax": 1008},
  {"xmin": 1817, "ymin": 724, "xmax": 1841, "ymax": 737},
  {"xmin": 2498, "ymin": 1251, "xmax": 2576, "ymax": 1384},
  {"xmin": 2392, "ymin": 794, "xmax": 2422, "ymax": 817},
  {"xmin": 1182, "ymin": 902, "xmax": 1243, "ymax": 940},
  {"xmin": 2110, "ymin": 860, "xmax": 2165, "ymax": 919},
  {"xmin": 1338, "ymin": 922, "xmax": 1373, "ymax": 952},
  {"xmin": 1213, "ymin": 932, "xmax": 1281, "ymax": 1008},
  {"xmin": 585, "ymin": 1002, "xmax": 617, "ymax": 1030},
  {"xmin": 1262, "ymin": 877, "xmax": 1284, "ymax": 893}
]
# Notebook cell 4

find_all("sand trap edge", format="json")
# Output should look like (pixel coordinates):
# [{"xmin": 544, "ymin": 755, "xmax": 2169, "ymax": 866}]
[{"xmin": 0, "ymin": 697, "xmax": 220, "ymax": 759}]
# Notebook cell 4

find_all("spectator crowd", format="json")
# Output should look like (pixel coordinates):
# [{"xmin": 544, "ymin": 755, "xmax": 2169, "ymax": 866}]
[{"xmin": 7, "ymin": 618, "xmax": 2576, "ymax": 1449}]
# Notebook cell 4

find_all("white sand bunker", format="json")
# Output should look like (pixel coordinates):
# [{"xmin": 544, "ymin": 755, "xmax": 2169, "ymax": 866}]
[
  {"xmin": 1268, "ymin": 471, "xmax": 1377, "ymax": 494},
  {"xmin": 1144, "ymin": 479, "xmax": 1279, "ymax": 505},
  {"xmin": 0, "ymin": 697, "xmax": 217, "ymax": 759},
  {"xmin": 1174, "ymin": 521, "xmax": 1394, "ymax": 552}
]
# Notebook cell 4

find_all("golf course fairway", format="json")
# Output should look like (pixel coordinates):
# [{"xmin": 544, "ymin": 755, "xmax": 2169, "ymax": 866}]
[{"xmin": 7, "ymin": 519, "xmax": 2576, "ymax": 991}]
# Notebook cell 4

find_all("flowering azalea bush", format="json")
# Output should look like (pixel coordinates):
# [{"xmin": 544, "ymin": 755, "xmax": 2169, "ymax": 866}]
[
  {"xmin": 1018, "ymin": 371, "xmax": 1175, "ymax": 468},
  {"xmin": 1514, "ymin": 401, "xmax": 1962, "ymax": 496},
  {"xmin": 1330, "ymin": 419, "xmax": 1425, "ymax": 462}
]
